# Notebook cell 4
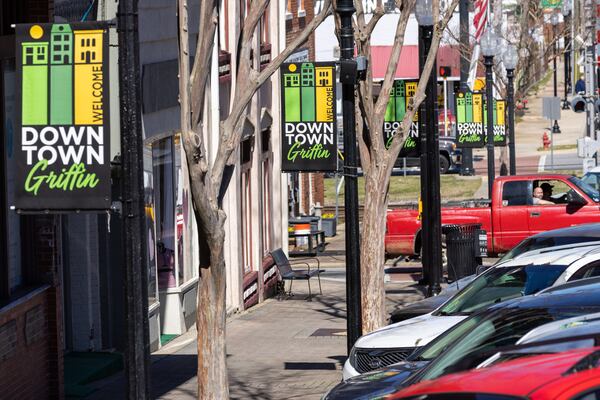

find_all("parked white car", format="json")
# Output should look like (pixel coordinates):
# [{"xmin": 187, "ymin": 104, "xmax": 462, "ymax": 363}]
[{"xmin": 343, "ymin": 244, "xmax": 600, "ymax": 380}]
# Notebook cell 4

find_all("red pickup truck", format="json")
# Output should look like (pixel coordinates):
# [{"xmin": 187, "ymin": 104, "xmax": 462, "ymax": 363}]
[{"xmin": 385, "ymin": 174, "xmax": 600, "ymax": 257}]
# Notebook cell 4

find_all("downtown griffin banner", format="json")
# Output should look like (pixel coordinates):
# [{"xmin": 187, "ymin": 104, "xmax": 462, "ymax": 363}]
[
  {"xmin": 15, "ymin": 22, "xmax": 110, "ymax": 210},
  {"xmin": 280, "ymin": 62, "xmax": 337, "ymax": 172},
  {"xmin": 484, "ymin": 99, "xmax": 507, "ymax": 146},
  {"xmin": 383, "ymin": 80, "xmax": 420, "ymax": 158},
  {"xmin": 456, "ymin": 90, "xmax": 506, "ymax": 148}
]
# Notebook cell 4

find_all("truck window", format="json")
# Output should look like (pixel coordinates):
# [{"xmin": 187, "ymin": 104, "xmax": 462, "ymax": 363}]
[{"xmin": 502, "ymin": 181, "xmax": 530, "ymax": 206}]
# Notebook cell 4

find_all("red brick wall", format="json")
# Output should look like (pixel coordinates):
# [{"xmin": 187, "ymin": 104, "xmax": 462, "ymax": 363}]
[
  {"xmin": 0, "ymin": 287, "xmax": 55, "ymax": 399},
  {"xmin": 285, "ymin": 0, "xmax": 316, "ymax": 59}
]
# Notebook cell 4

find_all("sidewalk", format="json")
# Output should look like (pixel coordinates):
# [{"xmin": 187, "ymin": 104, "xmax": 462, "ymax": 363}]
[
  {"xmin": 86, "ymin": 226, "xmax": 427, "ymax": 399},
  {"xmin": 473, "ymin": 61, "xmax": 586, "ymax": 174}
]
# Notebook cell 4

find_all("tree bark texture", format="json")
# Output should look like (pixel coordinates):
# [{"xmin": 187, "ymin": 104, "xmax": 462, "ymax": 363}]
[
  {"xmin": 352, "ymin": 0, "xmax": 459, "ymax": 334},
  {"xmin": 177, "ymin": 1, "xmax": 333, "ymax": 398}
]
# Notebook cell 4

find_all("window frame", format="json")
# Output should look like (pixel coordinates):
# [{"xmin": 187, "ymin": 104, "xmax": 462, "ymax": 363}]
[{"xmin": 501, "ymin": 180, "xmax": 532, "ymax": 207}]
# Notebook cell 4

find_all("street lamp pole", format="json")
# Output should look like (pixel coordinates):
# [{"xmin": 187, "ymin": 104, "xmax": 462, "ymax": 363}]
[
  {"xmin": 562, "ymin": 0, "xmax": 572, "ymax": 109},
  {"xmin": 551, "ymin": 12, "xmax": 561, "ymax": 133},
  {"xmin": 503, "ymin": 45, "xmax": 518, "ymax": 175},
  {"xmin": 336, "ymin": 0, "xmax": 362, "ymax": 353},
  {"xmin": 416, "ymin": 0, "xmax": 442, "ymax": 296},
  {"xmin": 481, "ymin": 27, "xmax": 497, "ymax": 197},
  {"xmin": 459, "ymin": 0, "xmax": 474, "ymax": 176}
]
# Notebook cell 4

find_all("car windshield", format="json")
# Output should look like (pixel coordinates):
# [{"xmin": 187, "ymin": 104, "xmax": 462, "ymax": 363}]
[
  {"xmin": 569, "ymin": 176, "xmax": 600, "ymax": 203},
  {"xmin": 435, "ymin": 265, "xmax": 567, "ymax": 316},
  {"xmin": 499, "ymin": 237, "xmax": 600, "ymax": 263},
  {"xmin": 418, "ymin": 307, "xmax": 599, "ymax": 383}
]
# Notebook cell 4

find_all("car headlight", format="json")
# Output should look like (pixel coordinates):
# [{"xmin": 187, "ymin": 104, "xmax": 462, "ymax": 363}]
[{"xmin": 348, "ymin": 345, "xmax": 357, "ymax": 367}]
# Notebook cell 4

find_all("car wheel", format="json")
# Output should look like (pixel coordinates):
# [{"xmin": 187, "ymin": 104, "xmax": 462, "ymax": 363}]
[{"xmin": 439, "ymin": 154, "xmax": 450, "ymax": 174}]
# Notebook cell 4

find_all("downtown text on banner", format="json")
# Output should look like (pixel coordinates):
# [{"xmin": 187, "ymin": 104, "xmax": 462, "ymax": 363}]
[{"xmin": 383, "ymin": 80, "xmax": 420, "ymax": 158}]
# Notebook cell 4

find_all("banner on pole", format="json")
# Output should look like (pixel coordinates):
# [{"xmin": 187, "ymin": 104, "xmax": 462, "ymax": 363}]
[
  {"xmin": 15, "ymin": 22, "xmax": 111, "ymax": 210},
  {"xmin": 540, "ymin": 0, "xmax": 563, "ymax": 9},
  {"xmin": 383, "ymin": 80, "xmax": 420, "ymax": 158},
  {"xmin": 455, "ymin": 90, "xmax": 485, "ymax": 148},
  {"xmin": 456, "ymin": 91, "xmax": 506, "ymax": 147},
  {"xmin": 280, "ymin": 62, "xmax": 337, "ymax": 172},
  {"xmin": 484, "ymin": 99, "xmax": 507, "ymax": 146}
]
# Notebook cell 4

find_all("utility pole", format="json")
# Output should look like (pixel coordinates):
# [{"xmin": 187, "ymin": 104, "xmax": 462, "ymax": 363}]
[
  {"xmin": 459, "ymin": 0, "xmax": 474, "ymax": 175},
  {"xmin": 336, "ymin": 0, "xmax": 362, "ymax": 353},
  {"xmin": 118, "ymin": 0, "xmax": 151, "ymax": 398}
]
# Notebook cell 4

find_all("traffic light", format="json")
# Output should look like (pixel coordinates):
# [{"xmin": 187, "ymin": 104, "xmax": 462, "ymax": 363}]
[
  {"xmin": 439, "ymin": 66, "xmax": 452, "ymax": 77},
  {"xmin": 571, "ymin": 96, "xmax": 586, "ymax": 113}
]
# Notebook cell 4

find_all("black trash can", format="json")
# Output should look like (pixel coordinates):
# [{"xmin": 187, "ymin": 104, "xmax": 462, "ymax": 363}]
[{"xmin": 442, "ymin": 223, "xmax": 483, "ymax": 281}]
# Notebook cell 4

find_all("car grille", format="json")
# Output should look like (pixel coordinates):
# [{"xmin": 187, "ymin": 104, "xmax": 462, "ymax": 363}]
[{"xmin": 355, "ymin": 347, "xmax": 416, "ymax": 373}]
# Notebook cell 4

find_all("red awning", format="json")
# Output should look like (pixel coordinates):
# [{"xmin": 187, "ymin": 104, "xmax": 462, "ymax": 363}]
[{"xmin": 370, "ymin": 45, "xmax": 464, "ymax": 80}]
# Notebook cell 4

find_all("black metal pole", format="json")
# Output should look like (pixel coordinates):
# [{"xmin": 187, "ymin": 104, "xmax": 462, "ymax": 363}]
[
  {"xmin": 552, "ymin": 23, "xmax": 561, "ymax": 133},
  {"xmin": 507, "ymin": 69, "xmax": 516, "ymax": 175},
  {"xmin": 484, "ymin": 55, "xmax": 495, "ymax": 197},
  {"xmin": 418, "ymin": 25, "xmax": 430, "ymax": 287},
  {"xmin": 118, "ymin": 0, "xmax": 151, "ymax": 398},
  {"xmin": 459, "ymin": 0, "xmax": 474, "ymax": 175},
  {"xmin": 563, "ymin": 12, "xmax": 571, "ymax": 109},
  {"xmin": 419, "ymin": 24, "xmax": 442, "ymax": 296},
  {"xmin": 336, "ymin": 0, "xmax": 362, "ymax": 353}
]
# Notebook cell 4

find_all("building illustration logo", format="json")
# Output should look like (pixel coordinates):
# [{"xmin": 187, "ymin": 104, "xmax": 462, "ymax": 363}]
[
  {"xmin": 16, "ymin": 22, "xmax": 110, "ymax": 210},
  {"xmin": 383, "ymin": 80, "xmax": 420, "ymax": 158},
  {"xmin": 280, "ymin": 62, "xmax": 337, "ymax": 172},
  {"xmin": 483, "ymin": 99, "xmax": 507, "ymax": 146}
]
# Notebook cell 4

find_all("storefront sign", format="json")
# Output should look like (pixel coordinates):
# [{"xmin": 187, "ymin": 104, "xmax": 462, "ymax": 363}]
[
  {"xmin": 15, "ymin": 22, "xmax": 111, "ymax": 210},
  {"xmin": 484, "ymin": 99, "xmax": 507, "ymax": 146},
  {"xmin": 455, "ymin": 90, "xmax": 484, "ymax": 148},
  {"xmin": 280, "ymin": 62, "xmax": 337, "ymax": 172},
  {"xmin": 383, "ymin": 80, "xmax": 420, "ymax": 157}
]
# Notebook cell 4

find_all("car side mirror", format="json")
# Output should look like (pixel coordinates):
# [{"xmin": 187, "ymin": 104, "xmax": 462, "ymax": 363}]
[{"xmin": 566, "ymin": 191, "xmax": 587, "ymax": 206}]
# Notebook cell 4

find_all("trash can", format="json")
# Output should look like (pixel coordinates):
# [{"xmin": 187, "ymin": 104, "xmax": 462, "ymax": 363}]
[{"xmin": 442, "ymin": 223, "xmax": 483, "ymax": 281}]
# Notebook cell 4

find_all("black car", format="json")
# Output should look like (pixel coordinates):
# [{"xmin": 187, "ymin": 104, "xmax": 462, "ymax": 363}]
[{"xmin": 324, "ymin": 281, "xmax": 600, "ymax": 400}]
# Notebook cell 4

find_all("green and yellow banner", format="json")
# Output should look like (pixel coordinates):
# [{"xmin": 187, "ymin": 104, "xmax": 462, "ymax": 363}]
[
  {"xmin": 16, "ymin": 22, "xmax": 110, "ymax": 210},
  {"xmin": 456, "ymin": 90, "xmax": 505, "ymax": 148},
  {"xmin": 541, "ymin": 0, "xmax": 562, "ymax": 9},
  {"xmin": 383, "ymin": 80, "xmax": 420, "ymax": 158},
  {"xmin": 280, "ymin": 62, "xmax": 337, "ymax": 172}
]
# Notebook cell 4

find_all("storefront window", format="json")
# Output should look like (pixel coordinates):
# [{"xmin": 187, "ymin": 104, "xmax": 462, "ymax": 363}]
[
  {"xmin": 144, "ymin": 144, "xmax": 158, "ymax": 304},
  {"xmin": 174, "ymin": 136, "xmax": 185, "ymax": 285},
  {"xmin": 153, "ymin": 137, "xmax": 176, "ymax": 288}
]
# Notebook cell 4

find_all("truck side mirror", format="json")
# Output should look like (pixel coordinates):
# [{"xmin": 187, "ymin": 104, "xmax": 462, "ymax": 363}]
[{"xmin": 566, "ymin": 190, "xmax": 586, "ymax": 206}]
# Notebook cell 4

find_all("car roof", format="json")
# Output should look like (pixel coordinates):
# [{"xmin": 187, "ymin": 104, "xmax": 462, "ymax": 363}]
[
  {"xmin": 488, "ymin": 283, "xmax": 600, "ymax": 311},
  {"xmin": 494, "ymin": 244, "xmax": 600, "ymax": 269},
  {"xmin": 391, "ymin": 347, "xmax": 600, "ymax": 399},
  {"xmin": 518, "ymin": 311, "xmax": 600, "ymax": 345},
  {"xmin": 538, "ymin": 277, "xmax": 600, "ymax": 295},
  {"xmin": 530, "ymin": 223, "xmax": 600, "ymax": 239}
]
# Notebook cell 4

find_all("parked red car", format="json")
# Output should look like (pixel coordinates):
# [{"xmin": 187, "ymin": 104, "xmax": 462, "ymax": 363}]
[
  {"xmin": 385, "ymin": 174, "xmax": 600, "ymax": 257},
  {"xmin": 391, "ymin": 346, "xmax": 600, "ymax": 400}
]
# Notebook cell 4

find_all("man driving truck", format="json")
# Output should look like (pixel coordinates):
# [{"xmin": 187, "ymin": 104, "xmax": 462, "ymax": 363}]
[{"xmin": 533, "ymin": 186, "xmax": 554, "ymax": 205}]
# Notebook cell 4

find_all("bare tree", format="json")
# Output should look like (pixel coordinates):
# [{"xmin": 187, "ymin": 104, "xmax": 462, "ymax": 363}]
[
  {"xmin": 176, "ymin": 0, "xmax": 332, "ymax": 398},
  {"xmin": 339, "ymin": 0, "xmax": 459, "ymax": 332}
]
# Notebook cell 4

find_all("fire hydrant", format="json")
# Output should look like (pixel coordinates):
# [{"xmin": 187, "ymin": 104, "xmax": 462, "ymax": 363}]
[{"xmin": 542, "ymin": 131, "xmax": 551, "ymax": 150}]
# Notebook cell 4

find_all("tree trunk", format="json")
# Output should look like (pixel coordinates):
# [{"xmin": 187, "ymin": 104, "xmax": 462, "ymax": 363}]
[
  {"xmin": 360, "ymin": 166, "xmax": 391, "ymax": 333},
  {"xmin": 196, "ymin": 218, "xmax": 229, "ymax": 399}
]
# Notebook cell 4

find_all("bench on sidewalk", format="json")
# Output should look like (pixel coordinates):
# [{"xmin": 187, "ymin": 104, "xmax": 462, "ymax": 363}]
[{"xmin": 270, "ymin": 248, "xmax": 323, "ymax": 301}]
